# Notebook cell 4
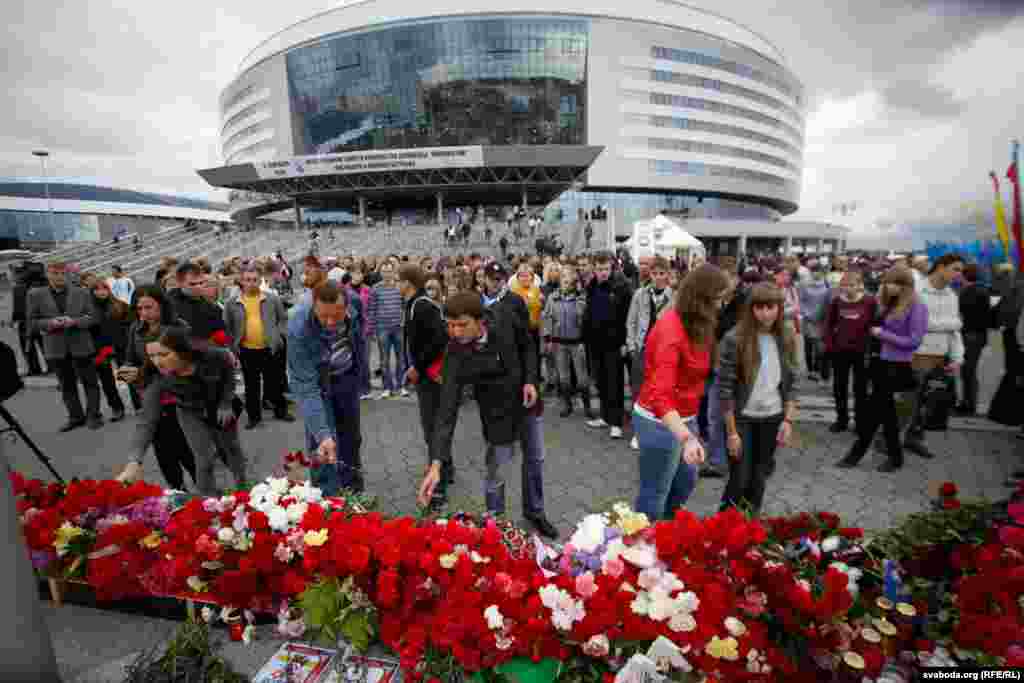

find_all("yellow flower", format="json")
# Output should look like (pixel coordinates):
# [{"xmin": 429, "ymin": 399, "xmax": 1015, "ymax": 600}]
[
  {"xmin": 139, "ymin": 532, "xmax": 163, "ymax": 549},
  {"xmin": 618, "ymin": 511, "xmax": 651, "ymax": 536},
  {"xmin": 303, "ymin": 529, "xmax": 329, "ymax": 547},
  {"xmin": 705, "ymin": 636, "xmax": 740, "ymax": 661},
  {"xmin": 439, "ymin": 553, "xmax": 458, "ymax": 569},
  {"xmin": 186, "ymin": 575, "xmax": 208, "ymax": 593},
  {"xmin": 54, "ymin": 522, "xmax": 84, "ymax": 556}
]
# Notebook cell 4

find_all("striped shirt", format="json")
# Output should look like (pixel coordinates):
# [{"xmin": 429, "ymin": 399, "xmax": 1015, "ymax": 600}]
[{"xmin": 369, "ymin": 284, "xmax": 404, "ymax": 332}]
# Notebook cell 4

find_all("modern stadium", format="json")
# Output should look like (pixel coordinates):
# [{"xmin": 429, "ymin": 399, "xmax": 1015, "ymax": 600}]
[{"xmin": 198, "ymin": 0, "xmax": 850, "ymax": 255}]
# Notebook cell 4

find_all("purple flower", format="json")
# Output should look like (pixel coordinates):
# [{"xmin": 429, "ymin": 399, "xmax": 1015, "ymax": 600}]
[
  {"xmin": 604, "ymin": 526, "xmax": 622, "ymax": 541},
  {"xmin": 31, "ymin": 550, "xmax": 56, "ymax": 571}
]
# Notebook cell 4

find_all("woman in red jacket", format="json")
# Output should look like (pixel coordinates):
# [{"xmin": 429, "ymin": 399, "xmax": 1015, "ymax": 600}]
[
  {"xmin": 633, "ymin": 264, "xmax": 730, "ymax": 520},
  {"xmin": 823, "ymin": 271, "xmax": 876, "ymax": 433}
]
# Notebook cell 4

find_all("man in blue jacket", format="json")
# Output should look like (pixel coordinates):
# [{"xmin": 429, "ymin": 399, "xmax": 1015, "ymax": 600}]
[{"xmin": 288, "ymin": 281, "xmax": 366, "ymax": 495}]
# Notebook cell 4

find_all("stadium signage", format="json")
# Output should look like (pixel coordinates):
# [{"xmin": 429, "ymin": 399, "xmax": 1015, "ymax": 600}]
[{"xmin": 256, "ymin": 146, "xmax": 484, "ymax": 179}]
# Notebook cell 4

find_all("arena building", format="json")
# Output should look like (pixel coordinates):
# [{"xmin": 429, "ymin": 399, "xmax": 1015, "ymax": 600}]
[
  {"xmin": 200, "ymin": 0, "xmax": 846, "ymax": 255},
  {"xmin": 0, "ymin": 182, "xmax": 230, "ymax": 248}
]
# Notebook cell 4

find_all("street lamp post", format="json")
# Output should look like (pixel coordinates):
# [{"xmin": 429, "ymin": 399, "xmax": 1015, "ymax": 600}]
[{"xmin": 31, "ymin": 150, "xmax": 56, "ymax": 241}]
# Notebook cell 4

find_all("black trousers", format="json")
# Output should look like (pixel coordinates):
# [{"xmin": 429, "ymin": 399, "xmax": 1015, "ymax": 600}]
[
  {"xmin": 593, "ymin": 346, "xmax": 625, "ymax": 427},
  {"xmin": 720, "ymin": 416, "xmax": 783, "ymax": 515},
  {"xmin": 416, "ymin": 378, "xmax": 452, "ymax": 486},
  {"xmin": 847, "ymin": 360, "xmax": 907, "ymax": 466},
  {"xmin": 52, "ymin": 355, "xmax": 100, "ymax": 422},
  {"xmin": 239, "ymin": 347, "xmax": 285, "ymax": 421},
  {"xmin": 960, "ymin": 331, "xmax": 987, "ymax": 412},
  {"xmin": 831, "ymin": 351, "xmax": 868, "ymax": 426},
  {"xmin": 95, "ymin": 361, "xmax": 125, "ymax": 414},
  {"xmin": 16, "ymin": 323, "xmax": 46, "ymax": 374},
  {"xmin": 153, "ymin": 404, "xmax": 197, "ymax": 490}
]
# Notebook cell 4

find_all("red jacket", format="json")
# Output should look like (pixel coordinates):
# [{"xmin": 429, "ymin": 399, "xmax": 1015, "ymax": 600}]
[{"xmin": 636, "ymin": 309, "xmax": 711, "ymax": 420}]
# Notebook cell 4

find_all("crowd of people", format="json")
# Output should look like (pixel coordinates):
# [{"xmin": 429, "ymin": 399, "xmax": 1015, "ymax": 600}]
[{"xmin": 10, "ymin": 238, "xmax": 1024, "ymax": 540}]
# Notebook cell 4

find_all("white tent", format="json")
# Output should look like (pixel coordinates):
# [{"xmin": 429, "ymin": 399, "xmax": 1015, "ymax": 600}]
[{"xmin": 630, "ymin": 213, "xmax": 705, "ymax": 262}]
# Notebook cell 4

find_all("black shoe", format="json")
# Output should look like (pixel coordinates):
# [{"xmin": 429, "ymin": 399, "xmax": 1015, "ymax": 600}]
[
  {"xmin": 524, "ymin": 513, "xmax": 559, "ymax": 540},
  {"xmin": 59, "ymin": 419, "xmax": 86, "ymax": 433},
  {"xmin": 245, "ymin": 418, "xmax": 262, "ymax": 430},
  {"xmin": 559, "ymin": 399, "xmax": 573, "ymax": 418},
  {"xmin": 700, "ymin": 465, "xmax": 725, "ymax": 478},
  {"xmin": 87, "ymin": 416, "xmax": 104, "ymax": 430},
  {"xmin": 428, "ymin": 490, "xmax": 448, "ymax": 513},
  {"xmin": 954, "ymin": 403, "xmax": 974, "ymax": 417},
  {"xmin": 836, "ymin": 446, "xmax": 864, "ymax": 468},
  {"xmin": 828, "ymin": 421, "xmax": 848, "ymax": 434},
  {"xmin": 110, "ymin": 409, "xmax": 126, "ymax": 423},
  {"xmin": 274, "ymin": 412, "xmax": 296, "ymax": 423},
  {"xmin": 877, "ymin": 460, "xmax": 902, "ymax": 472},
  {"xmin": 904, "ymin": 439, "xmax": 934, "ymax": 459}
]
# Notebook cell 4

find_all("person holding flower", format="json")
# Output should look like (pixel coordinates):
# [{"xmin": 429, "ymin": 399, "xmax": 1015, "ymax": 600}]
[
  {"xmin": 718, "ymin": 283, "xmax": 799, "ymax": 514},
  {"xmin": 633, "ymin": 264, "xmax": 730, "ymax": 521},
  {"xmin": 118, "ymin": 327, "xmax": 248, "ymax": 495}
]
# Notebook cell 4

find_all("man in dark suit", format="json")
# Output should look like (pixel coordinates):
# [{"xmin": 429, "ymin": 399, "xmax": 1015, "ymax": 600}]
[{"xmin": 26, "ymin": 261, "xmax": 102, "ymax": 431}]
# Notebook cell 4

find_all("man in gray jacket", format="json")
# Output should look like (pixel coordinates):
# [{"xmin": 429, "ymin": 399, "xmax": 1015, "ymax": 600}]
[
  {"xmin": 26, "ymin": 261, "xmax": 102, "ymax": 431},
  {"xmin": 625, "ymin": 256, "xmax": 673, "ymax": 449}
]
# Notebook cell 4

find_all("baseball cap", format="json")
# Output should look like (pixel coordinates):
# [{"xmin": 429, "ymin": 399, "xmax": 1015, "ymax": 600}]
[{"xmin": 484, "ymin": 262, "xmax": 507, "ymax": 277}]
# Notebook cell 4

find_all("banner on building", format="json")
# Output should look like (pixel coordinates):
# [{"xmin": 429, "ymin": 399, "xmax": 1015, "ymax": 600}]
[{"xmin": 256, "ymin": 146, "xmax": 484, "ymax": 180}]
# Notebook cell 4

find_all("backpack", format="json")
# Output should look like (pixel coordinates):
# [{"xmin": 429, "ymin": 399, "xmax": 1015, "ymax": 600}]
[{"xmin": 0, "ymin": 340, "xmax": 25, "ymax": 403}]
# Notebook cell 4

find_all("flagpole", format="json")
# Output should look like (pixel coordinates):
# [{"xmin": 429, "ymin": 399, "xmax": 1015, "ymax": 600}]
[{"xmin": 1011, "ymin": 139, "xmax": 1023, "ymax": 271}]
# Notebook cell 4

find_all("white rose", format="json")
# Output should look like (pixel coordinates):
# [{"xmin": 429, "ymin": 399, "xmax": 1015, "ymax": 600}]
[
  {"xmin": 286, "ymin": 502, "xmax": 308, "ymax": 523},
  {"xmin": 569, "ymin": 514, "xmax": 607, "ymax": 554},
  {"xmin": 484, "ymin": 605, "xmax": 504, "ymax": 631},
  {"xmin": 268, "ymin": 507, "xmax": 290, "ymax": 532},
  {"xmin": 821, "ymin": 536, "xmax": 841, "ymax": 553},
  {"xmin": 724, "ymin": 617, "xmax": 747, "ymax": 637},
  {"xmin": 269, "ymin": 477, "xmax": 290, "ymax": 495},
  {"xmin": 217, "ymin": 527, "xmax": 236, "ymax": 544}
]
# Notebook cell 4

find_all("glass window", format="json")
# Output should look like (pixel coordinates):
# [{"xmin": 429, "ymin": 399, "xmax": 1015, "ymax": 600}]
[
  {"xmin": 650, "ymin": 46, "xmax": 802, "ymax": 106},
  {"xmin": 648, "ymin": 159, "xmax": 796, "ymax": 190},
  {"xmin": 0, "ymin": 211, "xmax": 100, "ymax": 242},
  {"xmin": 286, "ymin": 16, "xmax": 589, "ymax": 154},
  {"xmin": 645, "ymin": 92, "xmax": 802, "ymax": 142}
]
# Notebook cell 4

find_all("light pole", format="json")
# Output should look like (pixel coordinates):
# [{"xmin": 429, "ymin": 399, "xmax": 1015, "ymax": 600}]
[{"xmin": 31, "ymin": 150, "xmax": 56, "ymax": 241}]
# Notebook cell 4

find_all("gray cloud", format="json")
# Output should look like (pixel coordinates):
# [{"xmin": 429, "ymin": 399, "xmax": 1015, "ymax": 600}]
[{"xmin": 0, "ymin": 0, "xmax": 1021, "ymax": 234}]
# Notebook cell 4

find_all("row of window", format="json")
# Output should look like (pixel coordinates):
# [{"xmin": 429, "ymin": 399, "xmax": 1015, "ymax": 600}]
[
  {"xmin": 223, "ymin": 121, "xmax": 273, "ymax": 157},
  {"xmin": 222, "ymin": 102, "xmax": 270, "ymax": 135},
  {"xmin": 641, "ymin": 114, "xmax": 802, "ymax": 158},
  {"xmin": 648, "ymin": 69, "xmax": 802, "ymax": 124},
  {"xmin": 649, "ymin": 159, "xmax": 796, "ymax": 189},
  {"xmin": 639, "ymin": 137, "xmax": 800, "ymax": 172},
  {"xmin": 221, "ymin": 84, "xmax": 257, "ymax": 115},
  {"xmin": 650, "ymin": 46, "xmax": 802, "ymax": 105},
  {"xmin": 646, "ymin": 92, "xmax": 803, "ymax": 143},
  {"xmin": 226, "ymin": 139, "xmax": 277, "ymax": 166}
]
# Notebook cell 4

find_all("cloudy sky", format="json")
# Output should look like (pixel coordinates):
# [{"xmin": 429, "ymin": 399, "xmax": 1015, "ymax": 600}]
[{"xmin": 1, "ymin": 0, "xmax": 1021, "ymax": 244}]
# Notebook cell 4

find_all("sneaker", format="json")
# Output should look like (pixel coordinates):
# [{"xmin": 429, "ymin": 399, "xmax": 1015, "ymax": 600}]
[
  {"xmin": 610, "ymin": 426, "xmax": 623, "ymax": 439},
  {"xmin": 360, "ymin": 393, "xmax": 373, "ymax": 400},
  {"xmin": 586, "ymin": 418, "xmax": 608, "ymax": 429},
  {"xmin": 376, "ymin": 390, "xmax": 392, "ymax": 400},
  {"xmin": 400, "ymin": 388, "xmax": 410, "ymax": 397},
  {"xmin": 630, "ymin": 435, "xmax": 639, "ymax": 450}
]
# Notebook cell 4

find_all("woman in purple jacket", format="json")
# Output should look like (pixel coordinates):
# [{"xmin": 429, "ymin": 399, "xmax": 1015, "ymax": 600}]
[{"xmin": 836, "ymin": 265, "xmax": 927, "ymax": 472}]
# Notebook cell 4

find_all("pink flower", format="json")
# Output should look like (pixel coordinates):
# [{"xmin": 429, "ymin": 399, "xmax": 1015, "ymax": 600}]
[
  {"xmin": 576, "ymin": 572, "xmax": 598, "ymax": 599},
  {"xmin": 602, "ymin": 557, "xmax": 625, "ymax": 578},
  {"xmin": 582, "ymin": 634, "xmax": 610, "ymax": 658}
]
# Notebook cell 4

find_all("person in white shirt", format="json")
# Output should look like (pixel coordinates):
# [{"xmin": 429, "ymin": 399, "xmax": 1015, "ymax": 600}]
[
  {"xmin": 910, "ymin": 255, "xmax": 930, "ymax": 292},
  {"xmin": 327, "ymin": 259, "xmax": 346, "ymax": 284},
  {"xmin": 110, "ymin": 265, "xmax": 134, "ymax": 304},
  {"xmin": 893, "ymin": 253, "xmax": 964, "ymax": 460}
]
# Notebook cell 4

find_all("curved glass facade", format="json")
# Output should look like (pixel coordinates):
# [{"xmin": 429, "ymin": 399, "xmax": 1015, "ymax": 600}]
[
  {"xmin": 286, "ymin": 17, "xmax": 588, "ymax": 154},
  {"xmin": 544, "ymin": 191, "xmax": 779, "ymax": 225},
  {"xmin": 0, "ymin": 211, "xmax": 100, "ymax": 243}
]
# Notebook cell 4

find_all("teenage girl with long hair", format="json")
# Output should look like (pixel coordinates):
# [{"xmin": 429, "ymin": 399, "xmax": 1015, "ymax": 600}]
[
  {"xmin": 718, "ymin": 283, "xmax": 799, "ymax": 514},
  {"xmin": 836, "ymin": 265, "xmax": 927, "ymax": 472},
  {"xmin": 633, "ymin": 264, "xmax": 730, "ymax": 520}
]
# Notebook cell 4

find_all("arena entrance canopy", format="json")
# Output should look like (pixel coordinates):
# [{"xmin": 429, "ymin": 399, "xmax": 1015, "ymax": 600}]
[{"xmin": 197, "ymin": 144, "xmax": 604, "ymax": 223}]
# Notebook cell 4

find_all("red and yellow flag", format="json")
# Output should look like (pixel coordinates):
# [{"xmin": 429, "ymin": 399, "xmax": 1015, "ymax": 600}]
[{"xmin": 1008, "ymin": 140, "xmax": 1023, "ymax": 271}]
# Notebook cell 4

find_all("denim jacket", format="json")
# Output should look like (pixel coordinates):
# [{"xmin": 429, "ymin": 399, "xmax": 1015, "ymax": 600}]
[{"xmin": 287, "ymin": 298, "xmax": 364, "ymax": 447}]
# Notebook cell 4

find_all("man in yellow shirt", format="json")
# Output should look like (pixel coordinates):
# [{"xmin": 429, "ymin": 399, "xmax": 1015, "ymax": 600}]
[{"xmin": 226, "ymin": 266, "xmax": 293, "ymax": 428}]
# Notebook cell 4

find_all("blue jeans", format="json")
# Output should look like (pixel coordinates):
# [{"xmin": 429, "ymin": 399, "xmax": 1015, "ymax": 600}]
[
  {"xmin": 634, "ymin": 410, "xmax": 699, "ymax": 521},
  {"xmin": 377, "ymin": 328, "xmax": 405, "ymax": 392},
  {"xmin": 482, "ymin": 414, "xmax": 545, "ymax": 516},
  {"xmin": 706, "ymin": 375, "xmax": 727, "ymax": 468}
]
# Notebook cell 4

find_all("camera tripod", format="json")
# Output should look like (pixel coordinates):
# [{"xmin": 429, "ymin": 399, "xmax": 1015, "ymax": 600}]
[{"xmin": 0, "ymin": 404, "xmax": 63, "ymax": 483}]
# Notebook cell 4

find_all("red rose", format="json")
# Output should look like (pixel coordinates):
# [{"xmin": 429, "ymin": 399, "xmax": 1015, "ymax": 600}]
[
  {"xmin": 248, "ymin": 511, "xmax": 269, "ymax": 531},
  {"xmin": 939, "ymin": 482, "xmax": 958, "ymax": 497},
  {"xmin": 817, "ymin": 511, "xmax": 840, "ymax": 528},
  {"xmin": 838, "ymin": 527, "xmax": 864, "ymax": 539},
  {"xmin": 942, "ymin": 498, "xmax": 961, "ymax": 510},
  {"xmin": 914, "ymin": 638, "xmax": 935, "ymax": 653}
]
